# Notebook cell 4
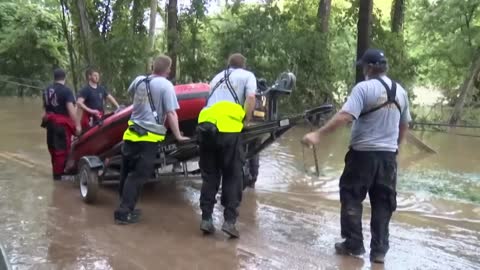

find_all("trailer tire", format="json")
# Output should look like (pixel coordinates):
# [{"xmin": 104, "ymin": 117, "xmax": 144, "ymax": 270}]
[{"xmin": 79, "ymin": 162, "xmax": 99, "ymax": 204}]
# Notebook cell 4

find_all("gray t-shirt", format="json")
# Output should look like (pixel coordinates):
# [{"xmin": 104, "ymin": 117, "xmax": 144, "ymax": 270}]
[
  {"xmin": 206, "ymin": 68, "xmax": 257, "ymax": 107},
  {"xmin": 341, "ymin": 75, "xmax": 412, "ymax": 152},
  {"xmin": 127, "ymin": 75, "xmax": 180, "ymax": 125}
]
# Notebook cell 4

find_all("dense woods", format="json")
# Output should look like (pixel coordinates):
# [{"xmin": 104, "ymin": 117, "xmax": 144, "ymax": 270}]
[{"xmin": 0, "ymin": 0, "xmax": 479, "ymax": 124}]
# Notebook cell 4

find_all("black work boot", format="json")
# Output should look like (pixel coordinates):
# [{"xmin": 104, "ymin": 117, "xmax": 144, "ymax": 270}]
[
  {"xmin": 114, "ymin": 211, "xmax": 140, "ymax": 225},
  {"xmin": 334, "ymin": 241, "xmax": 366, "ymax": 256},
  {"xmin": 200, "ymin": 218, "xmax": 215, "ymax": 234},
  {"xmin": 247, "ymin": 177, "xmax": 257, "ymax": 188},
  {"xmin": 131, "ymin": 209, "xmax": 142, "ymax": 220},
  {"xmin": 370, "ymin": 253, "xmax": 385, "ymax": 264},
  {"xmin": 221, "ymin": 221, "xmax": 239, "ymax": 238}
]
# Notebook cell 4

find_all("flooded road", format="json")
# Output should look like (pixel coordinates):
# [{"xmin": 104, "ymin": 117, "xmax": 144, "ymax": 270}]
[{"xmin": 0, "ymin": 97, "xmax": 478, "ymax": 270}]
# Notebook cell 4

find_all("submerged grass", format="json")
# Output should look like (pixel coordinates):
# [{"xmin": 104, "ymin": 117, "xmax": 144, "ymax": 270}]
[{"xmin": 398, "ymin": 169, "xmax": 480, "ymax": 204}]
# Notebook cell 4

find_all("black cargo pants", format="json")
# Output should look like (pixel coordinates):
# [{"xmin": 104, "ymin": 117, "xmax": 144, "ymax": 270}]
[
  {"xmin": 339, "ymin": 149, "xmax": 398, "ymax": 256},
  {"xmin": 199, "ymin": 131, "xmax": 244, "ymax": 223},
  {"xmin": 116, "ymin": 140, "xmax": 157, "ymax": 214}
]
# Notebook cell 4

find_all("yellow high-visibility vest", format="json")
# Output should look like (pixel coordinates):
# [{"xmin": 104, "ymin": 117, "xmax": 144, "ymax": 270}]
[
  {"xmin": 198, "ymin": 101, "xmax": 245, "ymax": 132},
  {"xmin": 123, "ymin": 120, "xmax": 166, "ymax": 142}
]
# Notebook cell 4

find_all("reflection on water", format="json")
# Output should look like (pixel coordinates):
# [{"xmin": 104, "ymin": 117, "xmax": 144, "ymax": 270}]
[{"xmin": 0, "ymin": 97, "xmax": 479, "ymax": 270}]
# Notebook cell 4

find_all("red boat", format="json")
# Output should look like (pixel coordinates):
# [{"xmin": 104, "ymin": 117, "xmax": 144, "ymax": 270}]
[{"xmin": 67, "ymin": 83, "xmax": 210, "ymax": 174}]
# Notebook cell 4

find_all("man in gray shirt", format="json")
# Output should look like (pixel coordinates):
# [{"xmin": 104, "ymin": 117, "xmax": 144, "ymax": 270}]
[
  {"xmin": 114, "ymin": 55, "xmax": 189, "ymax": 225},
  {"xmin": 302, "ymin": 49, "xmax": 411, "ymax": 264},
  {"xmin": 198, "ymin": 53, "xmax": 256, "ymax": 238}
]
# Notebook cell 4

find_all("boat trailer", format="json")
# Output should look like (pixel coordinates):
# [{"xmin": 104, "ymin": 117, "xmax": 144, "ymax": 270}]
[{"xmin": 75, "ymin": 72, "xmax": 334, "ymax": 203}]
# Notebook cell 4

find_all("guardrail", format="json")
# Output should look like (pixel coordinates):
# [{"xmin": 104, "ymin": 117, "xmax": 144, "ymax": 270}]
[{"xmin": 412, "ymin": 122, "xmax": 480, "ymax": 129}]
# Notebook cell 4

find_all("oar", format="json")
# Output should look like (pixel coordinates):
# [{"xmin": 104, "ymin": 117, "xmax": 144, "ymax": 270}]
[{"xmin": 406, "ymin": 131, "xmax": 437, "ymax": 154}]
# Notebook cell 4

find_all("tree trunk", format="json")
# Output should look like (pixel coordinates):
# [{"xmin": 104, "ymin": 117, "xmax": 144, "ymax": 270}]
[
  {"xmin": 60, "ymin": 0, "xmax": 78, "ymax": 92},
  {"xmin": 355, "ymin": 0, "xmax": 373, "ymax": 84},
  {"xmin": 131, "ymin": 0, "xmax": 147, "ymax": 33},
  {"xmin": 167, "ymin": 0, "xmax": 178, "ymax": 83},
  {"xmin": 391, "ymin": 0, "xmax": 405, "ymax": 33},
  {"xmin": 76, "ymin": 0, "xmax": 94, "ymax": 65},
  {"xmin": 448, "ymin": 55, "xmax": 480, "ymax": 125},
  {"xmin": 147, "ymin": 0, "xmax": 158, "ymax": 71},
  {"xmin": 191, "ymin": 18, "xmax": 199, "ymax": 82},
  {"xmin": 316, "ymin": 0, "xmax": 331, "ymax": 33}
]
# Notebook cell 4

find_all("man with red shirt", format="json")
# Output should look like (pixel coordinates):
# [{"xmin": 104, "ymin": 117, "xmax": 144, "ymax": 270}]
[
  {"xmin": 42, "ymin": 68, "xmax": 81, "ymax": 180},
  {"xmin": 77, "ymin": 68, "xmax": 120, "ymax": 130}
]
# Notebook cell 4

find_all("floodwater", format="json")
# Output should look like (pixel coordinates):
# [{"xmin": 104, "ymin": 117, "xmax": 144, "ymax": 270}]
[{"xmin": 0, "ymin": 97, "xmax": 478, "ymax": 270}]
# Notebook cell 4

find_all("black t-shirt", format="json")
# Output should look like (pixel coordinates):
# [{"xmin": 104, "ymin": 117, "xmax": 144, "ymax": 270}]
[
  {"xmin": 78, "ymin": 85, "xmax": 109, "ymax": 113},
  {"xmin": 42, "ymin": 83, "xmax": 76, "ymax": 115}
]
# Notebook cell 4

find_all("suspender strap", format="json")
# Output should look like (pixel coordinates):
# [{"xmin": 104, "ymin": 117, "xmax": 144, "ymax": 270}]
[
  {"xmin": 136, "ymin": 76, "xmax": 160, "ymax": 124},
  {"xmin": 206, "ymin": 69, "xmax": 241, "ymax": 105},
  {"xmin": 224, "ymin": 69, "xmax": 241, "ymax": 104},
  {"xmin": 359, "ymin": 77, "xmax": 401, "ymax": 118}
]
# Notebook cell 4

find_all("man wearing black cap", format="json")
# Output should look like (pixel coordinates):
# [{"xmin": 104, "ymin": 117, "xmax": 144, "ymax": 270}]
[
  {"xmin": 42, "ymin": 68, "xmax": 81, "ymax": 180},
  {"xmin": 302, "ymin": 48, "xmax": 412, "ymax": 263}
]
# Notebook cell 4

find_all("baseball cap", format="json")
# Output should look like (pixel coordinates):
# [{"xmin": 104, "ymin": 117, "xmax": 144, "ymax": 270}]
[{"xmin": 356, "ymin": 48, "xmax": 387, "ymax": 66}]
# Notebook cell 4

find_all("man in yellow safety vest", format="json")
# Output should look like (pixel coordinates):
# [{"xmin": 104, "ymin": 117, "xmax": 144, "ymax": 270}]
[
  {"xmin": 114, "ymin": 55, "xmax": 189, "ymax": 225},
  {"xmin": 197, "ymin": 53, "xmax": 257, "ymax": 238}
]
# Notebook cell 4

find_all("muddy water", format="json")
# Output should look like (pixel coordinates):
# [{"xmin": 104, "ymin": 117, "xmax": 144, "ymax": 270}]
[{"xmin": 0, "ymin": 97, "xmax": 478, "ymax": 270}]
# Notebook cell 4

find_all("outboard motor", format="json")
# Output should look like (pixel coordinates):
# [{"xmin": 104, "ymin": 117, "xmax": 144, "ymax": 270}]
[
  {"xmin": 257, "ymin": 78, "xmax": 269, "ymax": 93},
  {"xmin": 253, "ymin": 72, "xmax": 297, "ymax": 121},
  {"xmin": 253, "ymin": 78, "xmax": 269, "ymax": 121},
  {"xmin": 271, "ymin": 72, "xmax": 296, "ymax": 95},
  {"xmin": 267, "ymin": 72, "xmax": 296, "ymax": 120}
]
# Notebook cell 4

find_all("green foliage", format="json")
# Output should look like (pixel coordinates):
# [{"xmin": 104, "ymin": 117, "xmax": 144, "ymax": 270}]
[
  {"xmin": 1, "ymin": 0, "xmax": 478, "ymax": 115},
  {"xmin": 178, "ymin": 0, "xmax": 215, "ymax": 83},
  {"xmin": 65, "ymin": 0, "xmax": 151, "ymax": 97},
  {"xmin": 371, "ymin": 8, "xmax": 418, "ymax": 98},
  {"xmin": 177, "ymin": 0, "xmax": 340, "ymax": 112},
  {"xmin": 0, "ymin": 1, "xmax": 66, "ymax": 95},
  {"xmin": 407, "ymin": 0, "xmax": 480, "ymax": 98}
]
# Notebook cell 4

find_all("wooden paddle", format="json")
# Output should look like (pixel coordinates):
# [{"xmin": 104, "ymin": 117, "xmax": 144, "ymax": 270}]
[{"xmin": 406, "ymin": 131, "xmax": 437, "ymax": 154}]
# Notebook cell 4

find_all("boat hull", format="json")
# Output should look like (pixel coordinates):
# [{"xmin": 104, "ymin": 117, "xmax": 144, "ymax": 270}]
[{"xmin": 67, "ymin": 83, "xmax": 210, "ymax": 173}]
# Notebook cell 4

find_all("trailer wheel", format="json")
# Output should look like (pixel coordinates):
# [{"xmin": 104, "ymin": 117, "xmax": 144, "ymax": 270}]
[{"xmin": 79, "ymin": 162, "xmax": 99, "ymax": 204}]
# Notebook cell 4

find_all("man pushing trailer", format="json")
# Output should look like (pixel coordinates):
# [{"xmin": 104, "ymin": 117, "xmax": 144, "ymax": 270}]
[
  {"xmin": 113, "ymin": 55, "xmax": 189, "ymax": 225},
  {"xmin": 197, "ymin": 53, "xmax": 257, "ymax": 238}
]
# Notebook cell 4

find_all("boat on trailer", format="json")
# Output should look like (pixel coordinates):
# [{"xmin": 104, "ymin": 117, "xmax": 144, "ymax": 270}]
[{"xmin": 67, "ymin": 72, "xmax": 334, "ymax": 203}]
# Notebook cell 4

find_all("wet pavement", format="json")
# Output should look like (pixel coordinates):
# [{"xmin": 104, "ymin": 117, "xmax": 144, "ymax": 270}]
[{"xmin": 0, "ymin": 97, "xmax": 479, "ymax": 270}]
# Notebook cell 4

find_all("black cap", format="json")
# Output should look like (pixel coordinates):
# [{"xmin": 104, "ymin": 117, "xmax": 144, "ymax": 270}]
[
  {"xmin": 356, "ymin": 48, "xmax": 387, "ymax": 66},
  {"xmin": 53, "ymin": 68, "xmax": 66, "ymax": 81}
]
